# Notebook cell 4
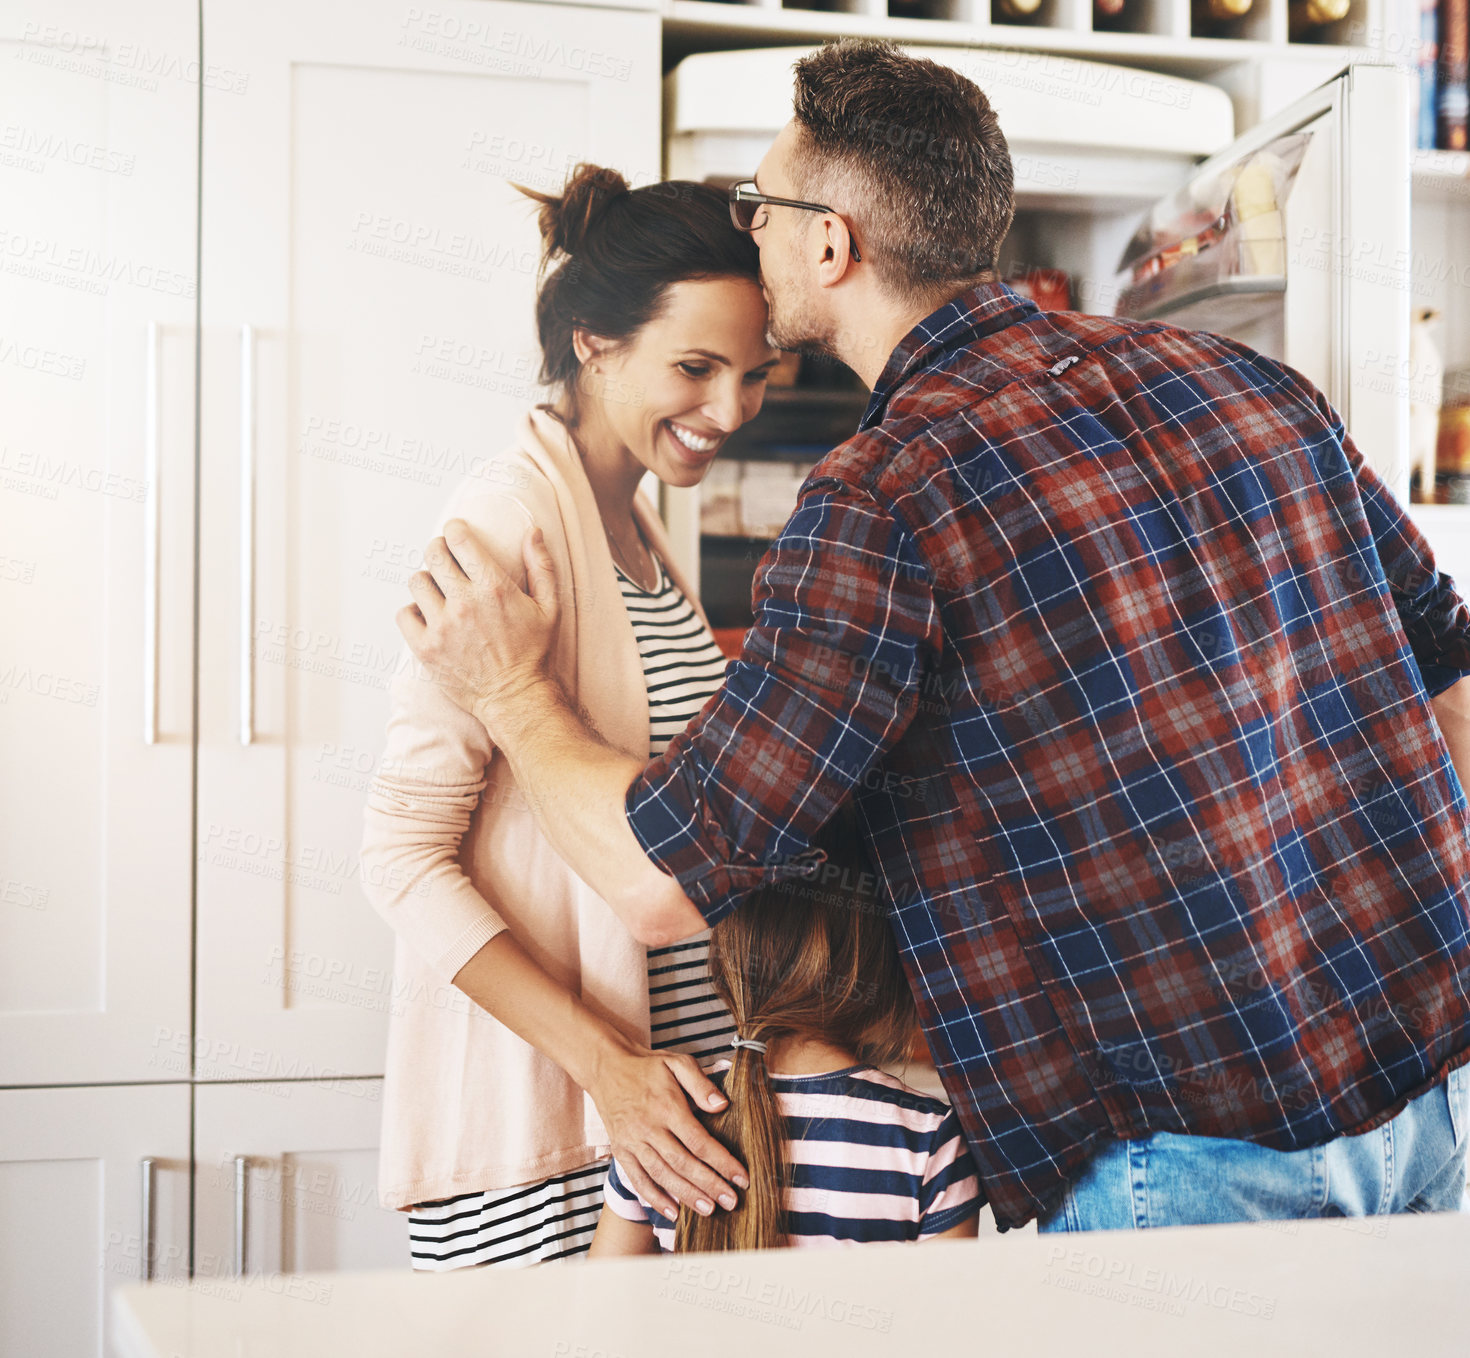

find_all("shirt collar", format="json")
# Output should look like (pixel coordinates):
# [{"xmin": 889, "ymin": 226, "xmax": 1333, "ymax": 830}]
[{"xmin": 859, "ymin": 279, "xmax": 1040, "ymax": 431}]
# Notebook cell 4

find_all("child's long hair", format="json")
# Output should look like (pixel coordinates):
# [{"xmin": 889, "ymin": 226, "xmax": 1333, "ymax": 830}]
[{"xmin": 674, "ymin": 806, "xmax": 920, "ymax": 1253}]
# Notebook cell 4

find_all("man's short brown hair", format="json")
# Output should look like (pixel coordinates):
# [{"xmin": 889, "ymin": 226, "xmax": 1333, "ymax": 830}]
[{"xmin": 790, "ymin": 41, "xmax": 1014, "ymax": 300}]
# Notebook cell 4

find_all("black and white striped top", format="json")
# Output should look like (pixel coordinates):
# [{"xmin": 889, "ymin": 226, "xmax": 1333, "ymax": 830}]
[
  {"xmin": 404, "ymin": 546, "xmax": 736, "ymax": 1272},
  {"xmin": 617, "ymin": 551, "xmax": 737, "ymax": 1065},
  {"xmin": 619, "ymin": 552, "xmax": 730, "ymax": 759}
]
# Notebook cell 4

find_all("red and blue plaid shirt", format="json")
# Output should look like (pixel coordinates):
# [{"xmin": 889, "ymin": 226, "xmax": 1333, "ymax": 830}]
[{"xmin": 624, "ymin": 280, "xmax": 1470, "ymax": 1230}]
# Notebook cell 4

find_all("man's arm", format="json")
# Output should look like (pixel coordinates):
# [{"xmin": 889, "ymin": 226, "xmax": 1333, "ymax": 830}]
[
  {"xmin": 1320, "ymin": 395, "xmax": 1470, "ymax": 697},
  {"xmin": 398, "ymin": 521, "xmax": 705, "ymax": 945},
  {"xmin": 1331, "ymin": 407, "xmax": 1470, "ymax": 793},
  {"xmin": 1432, "ymin": 676, "xmax": 1470, "ymax": 799},
  {"xmin": 613, "ymin": 481, "xmax": 944, "ymax": 925},
  {"xmin": 402, "ymin": 479, "xmax": 941, "ymax": 937}
]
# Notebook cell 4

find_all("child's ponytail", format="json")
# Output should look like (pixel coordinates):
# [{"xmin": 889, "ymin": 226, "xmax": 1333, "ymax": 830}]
[
  {"xmin": 673, "ymin": 805, "xmax": 921, "ymax": 1253},
  {"xmin": 674, "ymin": 1033, "xmax": 787, "ymax": 1252}
]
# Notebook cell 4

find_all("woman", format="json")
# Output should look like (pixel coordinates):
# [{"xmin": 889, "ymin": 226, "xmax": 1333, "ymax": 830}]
[{"xmin": 359, "ymin": 164, "xmax": 780, "ymax": 1269}]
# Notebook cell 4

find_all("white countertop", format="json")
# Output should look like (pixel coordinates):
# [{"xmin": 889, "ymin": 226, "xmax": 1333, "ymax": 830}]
[{"xmin": 113, "ymin": 1211, "xmax": 1470, "ymax": 1357}]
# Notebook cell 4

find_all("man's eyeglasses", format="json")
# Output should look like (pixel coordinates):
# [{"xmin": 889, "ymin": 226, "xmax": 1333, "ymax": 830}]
[{"xmin": 727, "ymin": 180, "xmax": 862, "ymax": 263}]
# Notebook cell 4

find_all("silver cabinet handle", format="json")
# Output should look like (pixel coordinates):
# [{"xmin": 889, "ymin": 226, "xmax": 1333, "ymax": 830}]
[
  {"xmin": 140, "ymin": 1157, "xmax": 156, "ymax": 1282},
  {"xmin": 143, "ymin": 322, "xmax": 161, "ymax": 745},
  {"xmin": 239, "ymin": 324, "xmax": 256, "ymax": 746},
  {"xmin": 232, "ymin": 1154, "xmax": 250, "ymax": 1277}
]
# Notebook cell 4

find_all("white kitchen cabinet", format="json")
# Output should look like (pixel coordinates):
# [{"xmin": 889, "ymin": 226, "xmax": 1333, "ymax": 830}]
[
  {"xmin": 0, "ymin": 1084, "xmax": 190, "ymax": 1358},
  {"xmin": 0, "ymin": 1, "xmax": 197, "ymax": 1085},
  {"xmin": 191, "ymin": 1079, "xmax": 406, "ymax": 1279},
  {"xmin": 193, "ymin": 0, "xmax": 660, "ymax": 1078}
]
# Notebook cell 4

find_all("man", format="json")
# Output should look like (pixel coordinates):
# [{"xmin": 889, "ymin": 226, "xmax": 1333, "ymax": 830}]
[{"xmin": 401, "ymin": 41, "xmax": 1470, "ymax": 1232}]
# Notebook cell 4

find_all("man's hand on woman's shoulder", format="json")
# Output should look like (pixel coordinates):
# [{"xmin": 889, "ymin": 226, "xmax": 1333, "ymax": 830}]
[{"xmin": 399, "ymin": 517, "xmax": 562, "ymax": 740}]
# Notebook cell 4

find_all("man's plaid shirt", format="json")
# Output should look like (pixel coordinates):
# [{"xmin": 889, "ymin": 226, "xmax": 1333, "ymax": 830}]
[{"xmin": 625, "ymin": 280, "xmax": 1470, "ymax": 1229}]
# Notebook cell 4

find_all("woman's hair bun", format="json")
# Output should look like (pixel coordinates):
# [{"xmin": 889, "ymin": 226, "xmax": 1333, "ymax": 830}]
[
  {"xmin": 515, "ymin": 167, "xmax": 760, "ymax": 393},
  {"xmin": 519, "ymin": 163, "xmax": 630, "ymax": 262}
]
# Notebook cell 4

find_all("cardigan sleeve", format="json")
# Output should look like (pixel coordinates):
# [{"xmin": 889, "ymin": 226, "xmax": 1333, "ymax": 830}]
[{"xmin": 358, "ymin": 485, "xmax": 541, "ymax": 986}]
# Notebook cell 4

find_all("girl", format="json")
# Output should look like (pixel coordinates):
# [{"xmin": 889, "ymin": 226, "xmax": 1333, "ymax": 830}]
[
  {"xmin": 360, "ymin": 164, "xmax": 780, "ymax": 1268},
  {"xmin": 589, "ymin": 810, "xmax": 982, "ymax": 1253}
]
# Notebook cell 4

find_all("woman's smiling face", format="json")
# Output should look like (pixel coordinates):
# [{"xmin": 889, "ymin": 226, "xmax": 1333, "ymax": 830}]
[{"xmin": 576, "ymin": 276, "xmax": 780, "ymax": 488}]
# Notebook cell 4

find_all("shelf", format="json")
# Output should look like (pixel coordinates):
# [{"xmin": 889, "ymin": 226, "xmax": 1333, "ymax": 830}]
[
  {"xmin": 760, "ymin": 385, "xmax": 869, "ymax": 413},
  {"xmin": 702, "ymin": 529, "xmax": 782, "ymax": 543},
  {"xmin": 763, "ymin": 383, "xmax": 868, "ymax": 401},
  {"xmin": 1122, "ymin": 274, "xmax": 1286, "ymax": 325},
  {"xmin": 662, "ymin": 0, "xmax": 1372, "ymax": 78},
  {"xmin": 1408, "ymin": 503, "xmax": 1470, "ymax": 526},
  {"xmin": 720, "ymin": 385, "xmax": 867, "ymax": 459}
]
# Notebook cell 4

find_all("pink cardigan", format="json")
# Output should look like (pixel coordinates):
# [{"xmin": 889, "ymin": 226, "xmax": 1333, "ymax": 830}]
[{"xmin": 359, "ymin": 406, "xmax": 712, "ymax": 1210}]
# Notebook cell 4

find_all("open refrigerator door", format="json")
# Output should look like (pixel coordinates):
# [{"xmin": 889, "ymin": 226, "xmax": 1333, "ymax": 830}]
[
  {"xmin": 1114, "ymin": 64, "xmax": 1412, "ymax": 502},
  {"xmin": 1115, "ymin": 132, "xmax": 1311, "ymax": 326}
]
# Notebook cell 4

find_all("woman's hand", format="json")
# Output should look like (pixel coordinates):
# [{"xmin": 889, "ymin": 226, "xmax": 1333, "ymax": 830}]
[{"xmin": 585, "ymin": 1038, "xmax": 749, "ymax": 1220}]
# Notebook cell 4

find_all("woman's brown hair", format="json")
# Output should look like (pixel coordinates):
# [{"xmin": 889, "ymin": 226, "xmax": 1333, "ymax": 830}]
[
  {"xmin": 514, "ymin": 164, "xmax": 761, "ymax": 405},
  {"xmin": 674, "ymin": 806, "xmax": 920, "ymax": 1253}
]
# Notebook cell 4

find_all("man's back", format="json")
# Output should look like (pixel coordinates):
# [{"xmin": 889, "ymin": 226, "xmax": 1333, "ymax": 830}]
[{"xmin": 629, "ymin": 281, "xmax": 1470, "ymax": 1229}]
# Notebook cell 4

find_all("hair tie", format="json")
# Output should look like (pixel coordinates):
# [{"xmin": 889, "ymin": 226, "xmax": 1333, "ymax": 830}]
[{"xmin": 730, "ymin": 1035, "xmax": 767, "ymax": 1055}]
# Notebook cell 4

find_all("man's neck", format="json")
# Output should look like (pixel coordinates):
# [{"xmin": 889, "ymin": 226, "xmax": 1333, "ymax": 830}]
[{"xmin": 833, "ymin": 273, "xmax": 997, "ymax": 390}]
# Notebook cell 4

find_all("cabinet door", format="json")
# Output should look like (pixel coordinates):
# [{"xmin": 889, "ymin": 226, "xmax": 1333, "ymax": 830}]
[
  {"xmin": 0, "ymin": 1084, "xmax": 190, "ymax": 1358},
  {"xmin": 192, "ymin": 1080, "xmax": 406, "ymax": 1278},
  {"xmin": 194, "ymin": 0, "xmax": 659, "ymax": 1078},
  {"xmin": 0, "ymin": 3, "xmax": 196, "ymax": 1084}
]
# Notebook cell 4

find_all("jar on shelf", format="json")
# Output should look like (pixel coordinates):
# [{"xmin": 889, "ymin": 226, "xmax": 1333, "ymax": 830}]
[
  {"xmin": 1438, "ymin": 404, "xmax": 1470, "ymax": 505},
  {"xmin": 1289, "ymin": 0, "xmax": 1350, "ymax": 40},
  {"xmin": 994, "ymin": 0, "xmax": 1044, "ymax": 21},
  {"xmin": 1191, "ymin": 0, "xmax": 1253, "ymax": 35}
]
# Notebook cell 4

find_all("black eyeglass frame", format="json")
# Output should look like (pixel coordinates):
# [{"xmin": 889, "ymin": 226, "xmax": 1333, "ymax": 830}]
[{"xmin": 728, "ymin": 180, "xmax": 862, "ymax": 263}]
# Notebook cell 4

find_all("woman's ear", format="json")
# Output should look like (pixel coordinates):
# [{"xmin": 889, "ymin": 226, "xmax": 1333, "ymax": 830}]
[{"xmin": 571, "ymin": 327, "xmax": 611, "ymax": 371}]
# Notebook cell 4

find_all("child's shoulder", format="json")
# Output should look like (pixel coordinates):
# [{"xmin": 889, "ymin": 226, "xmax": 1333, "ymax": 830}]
[
  {"xmin": 766, "ymin": 1063, "xmax": 957, "ymax": 1133},
  {"xmin": 832, "ymin": 1065, "xmax": 957, "ymax": 1122},
  {"xmin": 710, "ymin": 1059, "xmax": 958, "ymax": 1126}
]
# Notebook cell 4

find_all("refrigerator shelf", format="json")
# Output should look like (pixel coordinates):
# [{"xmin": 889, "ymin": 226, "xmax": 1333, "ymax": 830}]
[{"xmin": 1124, "ymin": 274, "xmax": 1286, "ymax": 327}]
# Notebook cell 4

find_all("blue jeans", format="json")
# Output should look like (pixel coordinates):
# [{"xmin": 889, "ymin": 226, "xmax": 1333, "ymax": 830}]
[{"xmin": 1038, "ymin": 1065, "xmax": 1470, "ymax": 1231}]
